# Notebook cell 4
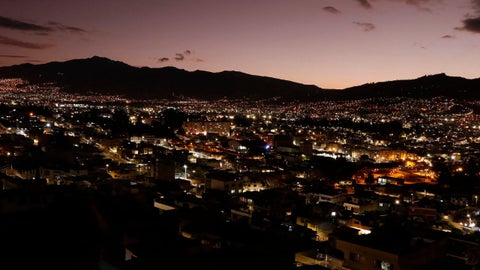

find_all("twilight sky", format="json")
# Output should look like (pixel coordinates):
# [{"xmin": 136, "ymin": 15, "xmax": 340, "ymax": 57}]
[{"xmin": 1, "ymin": 0, "xmax": 480, "ymax": 89}]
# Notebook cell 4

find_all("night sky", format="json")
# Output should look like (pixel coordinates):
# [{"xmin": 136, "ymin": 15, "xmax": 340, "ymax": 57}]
[{"xmin": 1, "ymin": 0, "xmax": 480, "ymax": 89}]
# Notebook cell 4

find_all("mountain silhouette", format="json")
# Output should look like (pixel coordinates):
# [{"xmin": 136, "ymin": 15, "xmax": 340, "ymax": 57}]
[
  {"xmin": 0, "ymin": 56, "xmax": 324, "ymax": 100},
  {"xmin": 1, "ymin": 56, "xmax": 480, "ymax": 100},
  {"xmin": 340, "ymin": 73, "xmax": 480, "ymax": 100}
]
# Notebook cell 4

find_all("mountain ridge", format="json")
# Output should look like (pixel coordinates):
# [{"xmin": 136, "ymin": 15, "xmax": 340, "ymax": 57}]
[
  {"xmin": 1, "ymin": 56, "xmax": 480, "ymax": 100},
  {"xmin": 0, "ymin": 56, "xmax": 327, "ymax": 100}
]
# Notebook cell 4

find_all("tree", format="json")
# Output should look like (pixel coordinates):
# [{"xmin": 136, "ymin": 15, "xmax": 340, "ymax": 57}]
[
  {"xmin": 233, "ymin": 114, "xmax": 252, "ymax": 128},
  {"xmin": 365, "ymin": 172, "xmax": 375, "ymax": 185},
  {"xmin": 162, "ymin": 108, "xmax": 186, "ymax": 130},
  {"xmin": 359, "ymin": 154, "xmax": 373, "ymax": 166},
  {"xmin": 111, "ymin": 108, "xmax": 129, "ymax": 134}
]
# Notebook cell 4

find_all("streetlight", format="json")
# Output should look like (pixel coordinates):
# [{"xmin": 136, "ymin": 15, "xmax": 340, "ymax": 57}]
[{"xmin": 183, "ymin": 164, "xmax": 187, "ymax": 179}]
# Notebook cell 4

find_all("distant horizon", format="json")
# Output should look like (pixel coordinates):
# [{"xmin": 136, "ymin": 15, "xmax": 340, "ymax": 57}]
[
  {"xmin": 2, "ymin": 0, "xmax": 480, "ymax": 89},
  {"xmin": 1, "ymin": 55, "xmax": 478, "ymax": 91}
]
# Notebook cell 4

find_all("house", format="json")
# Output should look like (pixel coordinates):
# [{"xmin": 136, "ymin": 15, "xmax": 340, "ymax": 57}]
[
  {"xmin": 330, "ymin": 218, "xmax": 449, "ymax": 270},
  {"xmin": 306, "ymin": 187, "xmax": 347, "ymax": 205}
]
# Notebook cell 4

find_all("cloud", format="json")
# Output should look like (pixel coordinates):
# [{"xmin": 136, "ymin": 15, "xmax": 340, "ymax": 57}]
[
  {"xmin": 174, "ymin": 53, "xmax": 184, "ymax": 61},
  {"xmin": 354, "ymin": 0, "xmax": 372, "ymax": 9},
  {"xmin": 158, "ymin": 49, "xmax": 203, "ymax": 63},
  {"xmin": 0, "ymin": 16, "xmax": 87, "ymax": 35},
  {"xmin": 48, "ymin": 21, "xmax": 87, "ymax": 33},
  {"xmin": 474, "ymin": 0, "xmax": 480, "ymax": 10},
  {"xmin": 0, "ymin": 35, "xmax": 54, "ymax": 49},
  {"xmin": 441, "ymin": 34, "xmax": 454, "ymax": 39},
  {"xmin": 413, "ymin": 42, "xmax": 427, "ymax": 49},
  {"xmin": 26, "ymin": 59, "xmax": 43, "ymax": 63},
  {"xmin": 458, "ymin": 16, "xmax": 480, "ymax": 33},
  {"xmin": 35, "ymin": 32, "xmax": 50, "ymax": 36},
  {"xmin": 353, "ymin": 21, "xmax": 376, "ymax": 31},
  {"xmin": 323, "ymin": 6, "xmax": 341, "ymax": 14},
  {"xmin": 0, "ymin": 15, "xmax": 51, "ymax": 32},
  {"xmin": 404, "ymin": 0, "xmax": 433, "ymax": 11},
  {"xmin": 453, "ymin": 1, "xmax": 480, "ymax": 34},
  {"xmin": 0, "ymin": 54, "xmax": 27, "ymax": 58},
  {"xmin": 361, "ymin": 0, "xmax": 438, "ymax": 12}
]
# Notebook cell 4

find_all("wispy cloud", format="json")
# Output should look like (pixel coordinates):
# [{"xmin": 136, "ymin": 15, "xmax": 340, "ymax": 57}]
[
  {"xmin": 158, "ymin": 49, "xmax": 204, "ymax": 63},
  {"xmin": 0, "ymin": 35, "xmax": 54, "ymax": 49},
  {"xmin": 413, "ymin": 42, "xmax": 427, "ymax": 49},
  {"xmin": 356, "ymin": 0, "xmax": 439, "ymax": 12},
  {"xmin": 0, "ymin": 54, "xmax": 27, "ymax": 58},
  {"xmin": 174, "ymin": 53, "xmax": 184, "ymax": 61},
  {"xmin": 0, "ymin": 16, "xmax": 87, "ymax": 51},
  {"xmin": 354, "ymin": 0, "xmax": 372, "ymax": 9},
  {"xmin": 0, "ymin": 15, "xmax": 87, "ymax": 35},
  {"xmin": 323, "ymin": 6, "xmax": 341, "ymax": 14},
  {"xmin": 0, "ymin": 15, "xmax": 51, "ymax": 32},
  {"xmin": 26, "ymin": 59, "xmax": 43, "ymax": 63},
  {"xmin": 48, "ymin": 21, "xmax": 87, "ymax": 33},
  {"xmin": 404, "ymin": 0, "xmax": 434, "ymax": 12},
  {"xmin": 441, "ymin": 34, "xmax": 455, "ymax": 39},
  {"xmin": 353, "ymin": 21, "xmax": 376, "ymax": 31}
]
